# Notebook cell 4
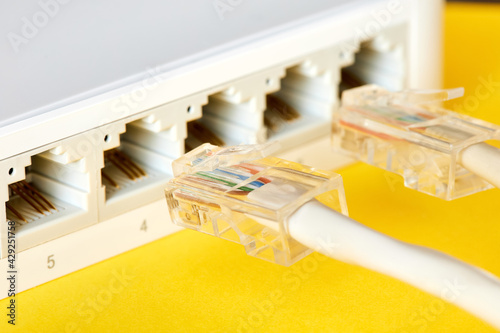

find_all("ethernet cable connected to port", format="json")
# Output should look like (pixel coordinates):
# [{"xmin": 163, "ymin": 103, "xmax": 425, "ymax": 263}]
[
  {"xmin": 0, "ymin": 0, "xmax": 443, "ymax": 306},
  {"xmin": 334, "ymin": 85, "xmax": 500, "ymax": 199}
]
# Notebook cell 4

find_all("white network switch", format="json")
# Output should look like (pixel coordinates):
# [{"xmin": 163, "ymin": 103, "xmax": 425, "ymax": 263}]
[{"xmin": 0, "ymin": 0, "xmax": 442, "ymax": 295}]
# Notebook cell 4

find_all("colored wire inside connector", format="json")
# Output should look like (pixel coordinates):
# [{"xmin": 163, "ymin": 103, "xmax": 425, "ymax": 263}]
[{"xmin": 336, "ymin": 85, "xmax": 500, "ymax": 199}]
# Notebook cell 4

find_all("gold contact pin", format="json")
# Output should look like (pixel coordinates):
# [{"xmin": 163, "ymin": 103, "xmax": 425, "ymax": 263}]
[
  {"xmin": 9, "ymin": 183, "xmax": 46, "ymax": 215},
  {"xmin": 185, "ymin": 121, "xmax": 225, "ymax": 153},
  {"xmin": 104, "ymin": 149, "xmax": 147, "ymax": 181},
  {"xmin": 105, "ymin": 150, "xmax": 135, "ymax": 180},
  {"xmin": 5, "ymin": 202, "xmax": 27, "ymax": 223},
  {"xmin": 101, "ymin": 171, "xmax": 119, "ymax": 188},
  {"xmin": 7, "ymin": 181, "xmax": 57, "ymax": 220},
  {"xmin": 114, "ymin": 150, "xmax": 147, "ymax": 177},
  {"xmin": 264, "ymin": 94, "xmax": 301, "ymax": 132},
  {"xmin": 21, "ymin": 180, "xmax": 57, "ymax": 211}
]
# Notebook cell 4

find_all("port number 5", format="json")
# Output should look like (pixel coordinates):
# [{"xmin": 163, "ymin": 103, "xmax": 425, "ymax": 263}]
[{"xmin": 47, "ymin": 255, "xmax": 55, "ymax": 269}]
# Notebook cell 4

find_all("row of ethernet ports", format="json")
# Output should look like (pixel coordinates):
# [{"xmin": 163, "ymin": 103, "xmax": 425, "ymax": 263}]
[{"xmin": 1, "ymin": 37, "xmax": 406, "ymax": 257}]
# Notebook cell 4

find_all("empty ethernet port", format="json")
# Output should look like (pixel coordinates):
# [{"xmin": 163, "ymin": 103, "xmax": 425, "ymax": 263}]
[
  {"xmin": 5, "ymin": 149, "xmax": 92, "ymax": 251},
  {"xmin": 186, "ymin": 68, "xmax": 334, "ymax": 153},
  {"xmin": 340, "ymin": 37, "xmax": 406, "ymax": 95},
  {"xmin": 264, "ymin": 68, "xmax": 336, "ymax": 151},
  {"xmin": 100, "ymin": 119, "xmax": 181, "ymax": 217},
  {"xmin": 185, "ymin": 118, "xmax": 225, "ymax": 152},
  {"xmin": 264, "ymin": 93, "xmax": 300, "ymax": 139},
  {"xmin": 185, "ymin": 91, "xmax": 266, "ymax": 152}
]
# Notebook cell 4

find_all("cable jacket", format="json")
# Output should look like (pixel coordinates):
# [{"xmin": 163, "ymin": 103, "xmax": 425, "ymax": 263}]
[
  {"xmin": 460, "ymin": 142, "xmax": 500, "ymax": 189},
  {"xmin": 287, "ymin": 200, "xmax": 500, "ymax": 330}
]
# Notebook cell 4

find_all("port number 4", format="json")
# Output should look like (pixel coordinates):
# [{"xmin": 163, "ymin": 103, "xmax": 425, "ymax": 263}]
[
  {"xmin": 47, "ymin": 255, "xmax": 55, "ymax": 269},
  {"xmin": 140, "ymin": 220, "xmax": 147, "ymax": 232}
]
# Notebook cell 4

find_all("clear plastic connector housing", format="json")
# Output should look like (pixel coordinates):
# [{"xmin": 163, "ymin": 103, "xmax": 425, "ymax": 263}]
[
  {"xmin": 334, "ymin": 84, "xmax": 500, "ymax": 200},
  {"xmin": 165, "ymin": 143, "xmax": 348, "ymax": 266}
]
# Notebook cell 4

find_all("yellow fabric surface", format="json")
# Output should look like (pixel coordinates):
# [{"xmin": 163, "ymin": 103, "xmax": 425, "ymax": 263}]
[{"xmin": 2, "ymin": 3, "xmax": 500, "ymax": 332}]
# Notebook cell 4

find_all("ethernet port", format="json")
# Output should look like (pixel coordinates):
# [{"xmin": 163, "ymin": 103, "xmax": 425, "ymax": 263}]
[
  {"xmin": 341, "ymin": 37, "xmax": 406, "ymax": 95},
  {"xmin": 185, "ymin": 119, "xmax": 226, "ymax": 153},
  {"xmin": 100, "ymin": 120, "xmax": 181, "ymax": 219},
  {"xmin": 186, "ymin": 92, "xmax": 268, "ymax": 152},
  {"xmin": 4, "ymin": 149, "xmax": 93, "ymax": 252},
  {"xmin": 185, "ymin": 70, "xmax": 284, "ymax": 152},
  {"xmin": 186, "ymin": 67, "xmax": 334, "ymax": 153},
  {"xmin": 264, "ymin": 67, "xmax": 336, "ymax": 151}
]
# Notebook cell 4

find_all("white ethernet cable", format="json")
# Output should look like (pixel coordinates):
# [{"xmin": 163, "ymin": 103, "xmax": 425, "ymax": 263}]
[
  {"xmin": 288, "ymin": 200, "xmax": 500, "ymax": 330},
  {"xmin": 165, "ymin": 143, "xmax": 500, "ymax": 330},
  {"xmin": 334, "ymin": 85, "xmax": 500, "ymax": 200},
  {"xmin": 459, "ymin": 143, "xmax": 500, "ymax": 189}
]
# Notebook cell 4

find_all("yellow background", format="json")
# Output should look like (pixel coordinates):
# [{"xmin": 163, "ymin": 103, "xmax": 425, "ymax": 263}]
[{"xmin": 2, "ymin": 3, "xmax": 500, "ymax": 332}]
